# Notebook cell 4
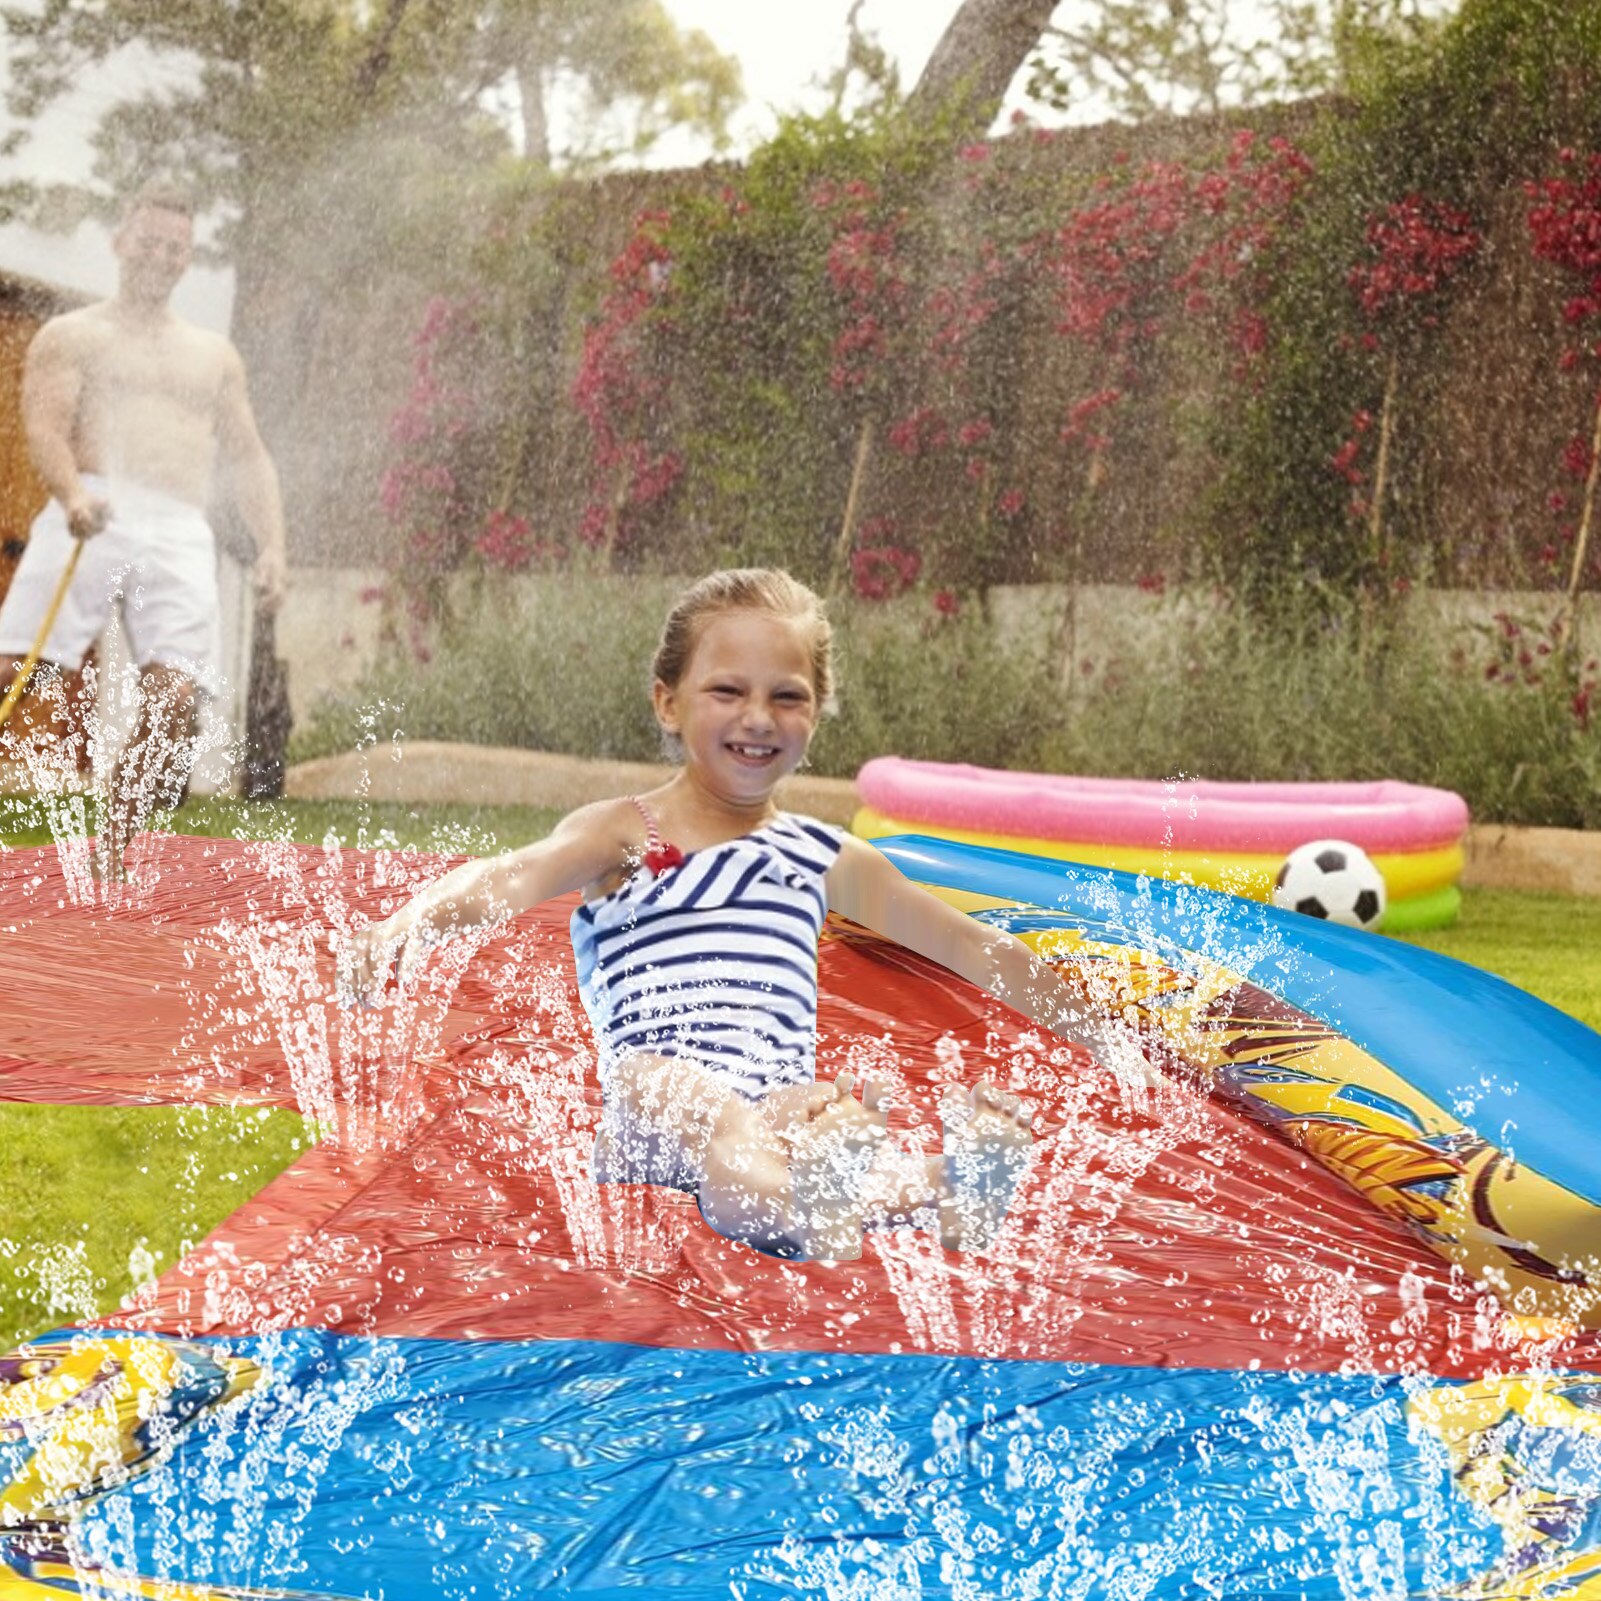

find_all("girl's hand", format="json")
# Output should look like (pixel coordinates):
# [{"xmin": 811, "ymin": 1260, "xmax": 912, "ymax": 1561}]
[{"xmin": 340, "ymin": 909, "xmax": 430, "ymax": 1007}]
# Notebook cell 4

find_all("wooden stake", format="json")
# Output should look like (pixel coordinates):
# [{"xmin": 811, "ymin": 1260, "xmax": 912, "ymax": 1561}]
[
  {"xmin": 599, "ymin": 479, "xmax": 628, "ymax": 573},
  {"xmin": 1368, "ymin": 352, "xmax": 1397, "ymax": 564},
  {"xmin": 1556, "ymin": 387, "xmax": 1601, "ymax": 644},
  {"xmin": 826, "ymin": 419, "xmax": 875, "ymax": 598}
]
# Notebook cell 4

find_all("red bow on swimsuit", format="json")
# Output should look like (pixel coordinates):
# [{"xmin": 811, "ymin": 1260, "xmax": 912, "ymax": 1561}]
[{"xmin": 643, "ymin": 840, "xmax": 683, "ymax": 874}]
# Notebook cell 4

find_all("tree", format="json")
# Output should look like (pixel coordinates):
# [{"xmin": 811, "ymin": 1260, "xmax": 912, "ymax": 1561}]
[
  {"xmin": 485, "ymin": 0, "xmax": 741, "ymax": 168},
  {"xmin": 1029, "ymin": 0, "xmax": 1458, "ymax": 123},
  {"xmin": 898, "ymin": 0, "xmax": 1458, "ymax": 143},
  {"xmin": 0, "ymin": 0, "xmax": 741, "ymax": 234},
  {"xmin": 818, "ymin": 0, "xmax": 903, "ymax": 120},
  {"xmin": 0, "ymin": 0, "xmax": 743, "ymax": 515},
  {"xmin": 904, "ymin": 0, "xmax": 1064, "ymax": 143}
]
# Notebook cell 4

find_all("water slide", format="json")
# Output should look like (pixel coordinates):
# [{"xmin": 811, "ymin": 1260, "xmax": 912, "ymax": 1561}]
[{"xmin": 0, "ymin": 831, "xmax": 1596, "ymax": 1598}]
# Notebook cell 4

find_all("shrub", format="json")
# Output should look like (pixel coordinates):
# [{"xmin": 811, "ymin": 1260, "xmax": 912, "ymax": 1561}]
[{"xmin": 297, "ymin": 576, "xmax": 1600, "ymax": 829}]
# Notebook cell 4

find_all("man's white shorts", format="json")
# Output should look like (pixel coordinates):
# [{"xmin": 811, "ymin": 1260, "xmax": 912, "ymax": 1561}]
[{"xmin": 0, "ymin": 474, "xmax": 222, "ymax": 697}]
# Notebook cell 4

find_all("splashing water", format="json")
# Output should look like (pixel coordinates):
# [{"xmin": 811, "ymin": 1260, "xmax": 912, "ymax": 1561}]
[
  {"xmin": 1, "ymin": 717, "xmax": 1596, "ymax": 1596},
  {"xmin": 0, "ymin": 657, "xmax": 229, "ymax": 909}
]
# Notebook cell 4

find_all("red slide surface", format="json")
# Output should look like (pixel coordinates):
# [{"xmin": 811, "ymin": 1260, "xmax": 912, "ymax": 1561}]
[{"xmin": 2, "ymin": 834, "xmax": 1590, "ymax": 1378}]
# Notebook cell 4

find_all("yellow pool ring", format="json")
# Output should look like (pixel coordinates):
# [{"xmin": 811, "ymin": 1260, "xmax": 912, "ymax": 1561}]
[{"xmin": 853, "ymin": 806, "xmax": 1464, "ymax": 905}]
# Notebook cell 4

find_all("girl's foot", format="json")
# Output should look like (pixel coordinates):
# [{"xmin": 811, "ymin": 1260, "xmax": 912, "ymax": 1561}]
[
  {"xmin": 760, "ymin": 1079, "xmax": 837, "ymax": 1138},
  {"xmin": 937, "ymin": 1082, "xmax": 1036, "ymax": 1254},
  {"xmin": 787, "ymin": 1073, "xmax": 887, "ymax": 1261}
]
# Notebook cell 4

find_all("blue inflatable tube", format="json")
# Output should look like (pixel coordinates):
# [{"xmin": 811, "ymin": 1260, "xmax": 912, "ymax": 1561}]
[{"xmin": 875, "ymin": 834, "xmax": 1601, "ymax": 1327}]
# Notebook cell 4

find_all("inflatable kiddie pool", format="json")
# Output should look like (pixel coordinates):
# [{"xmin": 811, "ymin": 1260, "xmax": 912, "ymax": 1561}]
[{"xmin": 855, "ymin": 757, "xmax": 1470, "ymax": 931}]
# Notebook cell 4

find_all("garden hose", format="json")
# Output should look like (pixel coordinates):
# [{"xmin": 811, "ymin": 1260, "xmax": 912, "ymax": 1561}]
[{"xmin": 0, "ymin": 539, "xmax": 84, "ymax": 732}]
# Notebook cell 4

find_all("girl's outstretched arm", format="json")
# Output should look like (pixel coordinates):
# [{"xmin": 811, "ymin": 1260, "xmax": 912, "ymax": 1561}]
[
  {"xmin": 343, "ymin": 798, "xmax": 635, "ymax": 1002},
  {"xmin": 825, "ymin": 835, "xmax": 1159, "ymax": 1094}
]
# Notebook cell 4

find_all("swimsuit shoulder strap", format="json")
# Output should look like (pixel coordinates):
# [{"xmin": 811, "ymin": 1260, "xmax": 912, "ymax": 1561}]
[
  {"xmin": 629, "ymin": 794, "xmax": 663, "ymax": 851},
  {"xmin": 629, "ymin": 794, "xmax": 687, "ymax": 874}
]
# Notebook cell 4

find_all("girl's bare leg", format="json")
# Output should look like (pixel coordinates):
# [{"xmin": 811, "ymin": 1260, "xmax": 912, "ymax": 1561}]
[
  {"xmin": 596, "ymin": 1056, "xmax": 885, "ymax": 1260},
  {"xmin": 936, "ymin": 1082, "xmax": 1036, "ymax": 1252},
  {"xmin": 770, "ymin": 1074, "xmax": 887, "ymax": 1260},
  {"xmin": 861, "ymin": 1081, "xmax": 1037, "ymax": 1254}
]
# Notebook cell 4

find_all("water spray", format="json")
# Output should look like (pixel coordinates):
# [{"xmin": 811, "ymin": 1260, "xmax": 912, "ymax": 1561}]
[{"xmin": 0, "ymin": 541, "xmax": 84, "ymax": 733}]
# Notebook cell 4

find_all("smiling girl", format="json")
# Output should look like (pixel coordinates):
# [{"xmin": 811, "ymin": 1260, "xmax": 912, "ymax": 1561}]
[{"xmin": 345, "ymin": 569, "xmax": 1149, "ymax": 1262}]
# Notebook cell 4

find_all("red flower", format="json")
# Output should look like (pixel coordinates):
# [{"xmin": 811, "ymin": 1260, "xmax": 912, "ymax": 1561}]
[
  {"xmin": 475, "ymin": 510, "xmax": 536, "ymax": 572},
  {"xmin": 851, "ymin": 546, "xmax": 921, "ymax": 602},
  {"xmin": 1350, "ymin": 196, "xmax": 1480, "ymax": 323},
  {"xmin": 933, "ymin": 589, "xmax": 961, "ymax": 616}
]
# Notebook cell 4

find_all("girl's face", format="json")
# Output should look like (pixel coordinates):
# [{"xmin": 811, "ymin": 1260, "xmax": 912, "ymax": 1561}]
[{"xmin": 654, "ymin": 609, "xmax": 821, "ymax": 801}]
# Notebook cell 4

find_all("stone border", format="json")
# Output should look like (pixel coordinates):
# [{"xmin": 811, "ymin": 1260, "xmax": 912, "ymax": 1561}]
[
  {"xmin": 1461, "ymin": 824, "xmax": 1601, "ymax": 899},
  {"xmin": 286, "ymin": 740, "xmax": 859, "ymax": 826},
  {"xmin": 287, "ymin": 741, "xmax": 1601, "ymax": 898}
]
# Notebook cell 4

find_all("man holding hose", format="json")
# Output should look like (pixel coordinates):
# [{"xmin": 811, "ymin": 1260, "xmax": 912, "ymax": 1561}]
[{"xmin": 0, "ymin": 183, "xmax": 288, "ymax": 879}]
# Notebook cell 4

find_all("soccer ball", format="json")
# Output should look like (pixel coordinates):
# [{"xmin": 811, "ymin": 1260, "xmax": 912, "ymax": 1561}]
[{"xmin": 1270, "ymin": 839, "xmax": 1387, "ymax": 930}]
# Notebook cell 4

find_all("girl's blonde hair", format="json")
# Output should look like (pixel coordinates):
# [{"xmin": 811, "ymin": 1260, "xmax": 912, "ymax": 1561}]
[{"xmin": 653, "ymin": 568, "xmax": 836, "ymax": 713}]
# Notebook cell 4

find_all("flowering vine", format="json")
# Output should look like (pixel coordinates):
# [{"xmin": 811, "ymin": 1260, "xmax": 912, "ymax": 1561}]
[
  {"xmin": 1527, "ymin": 150, "xmax": 1601, "ymax": 624},
  {"xmin": 376, "ymin": 295, "xmax": 489, "ymax": 643},
  {"xmin": 1336, "ymin": 195, "xmax": 1481, "ymax": 562},
  {"xmin": 1050, "ymin": 132, "xmax": 1312, "ymax": 466},
  {"xmin": 573, "ymin": 206, "xmax": 687, "ymax": 562}
]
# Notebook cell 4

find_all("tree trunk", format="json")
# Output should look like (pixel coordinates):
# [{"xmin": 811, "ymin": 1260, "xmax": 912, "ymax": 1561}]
[
  {"xmin": 1555, "ymin": 387, "xmax": 1601, "ymax": 647},
  {"xmin": 904, "ymin": 0, "xmax": 1062, "ymax": 143},
  {"xmin": 518, "ymin": 61, "xmax": 551, "ymax": 167}
]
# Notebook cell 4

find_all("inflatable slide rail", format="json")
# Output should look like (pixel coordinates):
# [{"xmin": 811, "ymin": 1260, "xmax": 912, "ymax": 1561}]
[{"xmin": 877, "ymin": 831, "xmax": 1601, "ymax": 1333}]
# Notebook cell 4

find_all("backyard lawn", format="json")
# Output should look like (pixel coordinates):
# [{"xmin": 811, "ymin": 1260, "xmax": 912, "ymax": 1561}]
[{"xmin": 0, "ymin": 796, "xmax": 1596, "ymax": 1348}]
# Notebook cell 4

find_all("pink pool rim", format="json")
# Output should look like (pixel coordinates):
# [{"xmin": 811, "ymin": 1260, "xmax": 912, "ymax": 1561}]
[{"xmin": 856, "ymin": 758, "xmax": 1470, "ymax": 855}]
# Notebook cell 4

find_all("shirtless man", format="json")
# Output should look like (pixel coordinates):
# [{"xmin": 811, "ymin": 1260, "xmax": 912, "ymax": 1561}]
[{"xmin": 0, "ymin": 183, "xmax": 287, "ymax": 879}]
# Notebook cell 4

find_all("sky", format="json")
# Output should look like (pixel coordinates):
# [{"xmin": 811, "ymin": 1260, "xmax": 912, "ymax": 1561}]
[{"xmin": 655, "ymin": 0, "xmax": 956, "ymax": 155}]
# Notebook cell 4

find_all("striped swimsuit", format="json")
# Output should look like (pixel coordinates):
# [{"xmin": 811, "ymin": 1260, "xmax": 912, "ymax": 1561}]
[{"xmin": 570, "ymin": 810, "xmax": 846, "ymax": 1102}]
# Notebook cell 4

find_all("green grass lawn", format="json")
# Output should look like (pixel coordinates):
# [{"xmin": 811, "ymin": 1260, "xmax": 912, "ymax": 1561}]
[
  {"xmin": 0, "ymin": 793, "xmax": 565, "ymax": 855},
  {"xmin": 0, "ymin": 1104, "xmax": 309, "ymax": 1350},
  {"xmin": 1, "ymin": 797, "xmax": 1596, "ymax": 1348},
  {"xmin": 1393, "ymin": 887, "xmax": 1601, "ymax": 1035}
]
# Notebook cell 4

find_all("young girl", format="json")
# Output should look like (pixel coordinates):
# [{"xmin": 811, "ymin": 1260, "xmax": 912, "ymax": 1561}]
[{"xmin": 345, "ymin": 569, "xmax": 1149, "ymax": 1262}]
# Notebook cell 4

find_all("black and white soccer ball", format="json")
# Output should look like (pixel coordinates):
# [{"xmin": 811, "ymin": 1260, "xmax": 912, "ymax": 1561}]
[{"xmin": 1270, "ymin": 839, "xmax": 1387, "ymax": 930}]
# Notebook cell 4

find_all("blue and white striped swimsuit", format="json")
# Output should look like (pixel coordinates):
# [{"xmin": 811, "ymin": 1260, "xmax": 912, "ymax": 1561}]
[{"xmin": 570, "ymin": 813, "xmax": 845, "ymax": 1100}]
